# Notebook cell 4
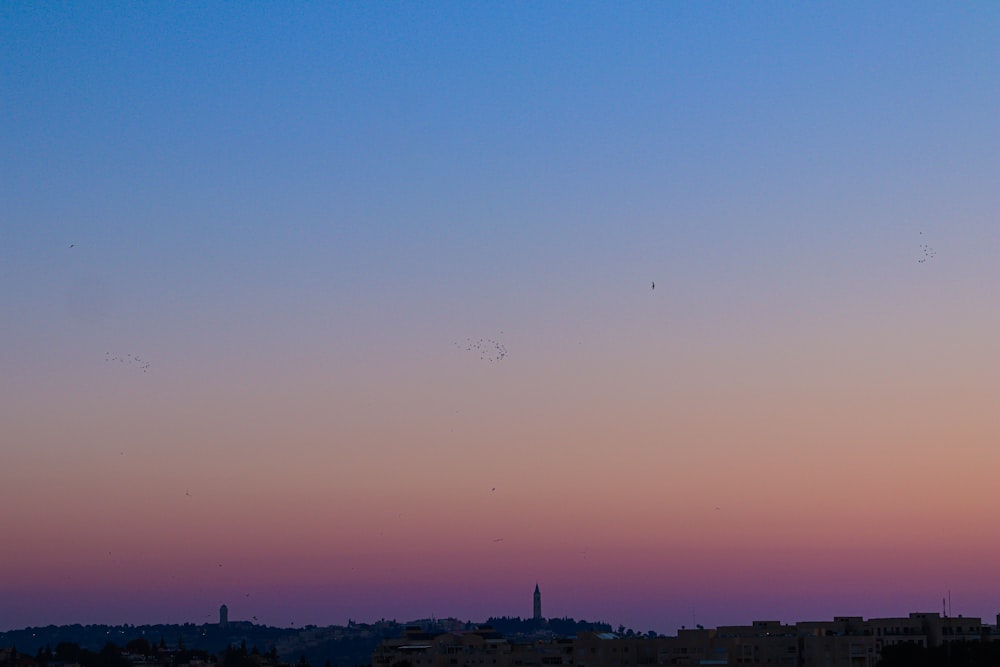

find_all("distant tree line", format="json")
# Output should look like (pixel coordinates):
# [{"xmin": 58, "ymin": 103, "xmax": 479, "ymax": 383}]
[
  {"xmin": 35, "ymin": 641, "xmax": 132, "ymax": 667},
  {"xmin": 484, "ymin": 617, "xmax": 613, "ymax": 637},
  {"xmin": 0, "ymin": 624, "xmax": 312, "ymax": 664},
  {"xmin": 0, "ymin": 640, "xmax": 297, "ymax": 667}
]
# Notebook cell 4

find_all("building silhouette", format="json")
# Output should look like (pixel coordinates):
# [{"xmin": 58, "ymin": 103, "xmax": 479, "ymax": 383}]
[
  {"xmin": 533, "ymin": 584, "xmax": 542, "ymax": 621},
  {"xmin": 374, "ymin": 611, "xmax": 997, "ymax": 667},
  {"xmin": 219, "ymin": 603, "xmax": 228, "ymax": 627}
]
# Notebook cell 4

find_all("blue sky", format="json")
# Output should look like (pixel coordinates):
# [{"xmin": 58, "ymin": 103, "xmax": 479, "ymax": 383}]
[{"xmin": 5, "ymin": 3, "xmax": 997, "ymax": 301}]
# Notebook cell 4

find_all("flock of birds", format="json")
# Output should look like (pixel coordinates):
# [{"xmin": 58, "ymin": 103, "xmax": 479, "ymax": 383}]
[
  {"xmin": 105, "ymin": 352, "xmax": 151, "ymax": 372},
  {"xmin": 454, "ymin": 336, "xmax": 508, "ymax": 362},
  {"xmin": 918, "ymin": 231, "xmax": 937, "ymax": 263}
]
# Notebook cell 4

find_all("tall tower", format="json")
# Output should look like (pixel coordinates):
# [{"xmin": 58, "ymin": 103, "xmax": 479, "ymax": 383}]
[
  {"xmin": 533, "ymin": 583, "xmax": 542, "ymax": 621},
  {"xmin": 219, "ymin": 603, "xmax": 229, "ymax": 627}
]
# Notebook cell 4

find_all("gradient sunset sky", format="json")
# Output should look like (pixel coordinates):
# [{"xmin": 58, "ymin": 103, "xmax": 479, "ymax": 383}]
[{"xmin": 2, "ymin": 2, "xmax": 999, "ymax": 634}]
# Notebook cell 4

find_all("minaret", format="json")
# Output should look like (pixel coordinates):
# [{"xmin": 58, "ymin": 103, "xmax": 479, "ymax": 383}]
[
  {"xmin": 533, "ymin": 583, "xmax": 542, "ymax": 621},
  {"xmin": 219, "ymin": 603, "xmax": 229, "ymax": 627}
]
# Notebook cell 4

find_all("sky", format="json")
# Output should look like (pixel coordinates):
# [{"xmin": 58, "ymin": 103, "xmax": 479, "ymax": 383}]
[{"xmin": 2, "ymin": 1, "xmax": 999, "ymax": 634}]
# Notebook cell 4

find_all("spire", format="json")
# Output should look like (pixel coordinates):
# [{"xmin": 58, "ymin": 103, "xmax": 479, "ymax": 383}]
[{"xmin": 533, "ymin": 583, "xmax": 542, "ymax": 621}]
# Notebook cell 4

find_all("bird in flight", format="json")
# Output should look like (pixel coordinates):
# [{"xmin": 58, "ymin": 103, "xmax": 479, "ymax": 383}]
[
  {"xmin": 651, "ymin": 281, "xmax": 655, "ymax": 290},
  {"xmin": 69, "ymin": 244, "xmax": 75, "ymax": 249}
]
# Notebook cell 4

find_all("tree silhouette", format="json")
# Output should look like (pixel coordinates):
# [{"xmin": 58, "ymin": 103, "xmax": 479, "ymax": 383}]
[{"xmin": 125, "ymin": 638, "xmax": 152, "ymax": 656}]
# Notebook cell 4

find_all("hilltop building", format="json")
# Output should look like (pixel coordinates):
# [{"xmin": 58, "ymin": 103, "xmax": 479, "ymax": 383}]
[{"xmin": 219, "ymin": 603, "xmax": 229, "ymax": 628}]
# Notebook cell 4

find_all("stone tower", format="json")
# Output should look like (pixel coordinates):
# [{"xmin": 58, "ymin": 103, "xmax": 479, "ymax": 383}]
[
  {"xmin": 533, "ymin": 583, "xmax": 542, "ymax": 621},
  {"xmin": 219, "ymin": 603, "xmax": 229, "ymax": 627}
]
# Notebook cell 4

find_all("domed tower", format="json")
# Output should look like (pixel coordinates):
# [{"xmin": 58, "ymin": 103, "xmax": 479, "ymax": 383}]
[{"xmin": 533, "ymin": 583, "xmax": 542, "ymax": 621}]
